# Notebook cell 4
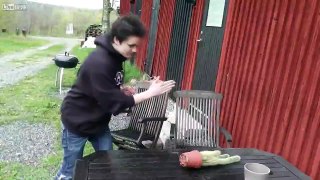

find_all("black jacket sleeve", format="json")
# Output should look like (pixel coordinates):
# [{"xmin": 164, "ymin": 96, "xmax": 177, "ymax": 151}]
[{"xmin": 85, "ymin": 59, "xmax": 135, "ymax": 115}]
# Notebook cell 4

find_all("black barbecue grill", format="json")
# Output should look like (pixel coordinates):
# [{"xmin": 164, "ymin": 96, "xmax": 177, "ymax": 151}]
[
  {"xmin": 53, "ymin": 52, "xmax": 79, "ymax": 94},
  {"xmin": 53, "ymin": 52, "xmax": 79, "ymax": 68}
]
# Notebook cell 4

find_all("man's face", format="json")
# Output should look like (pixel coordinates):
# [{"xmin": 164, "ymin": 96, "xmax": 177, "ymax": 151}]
[{"xmin": 113, "ymin": 36, "xmax": 142, "ymax": 59}]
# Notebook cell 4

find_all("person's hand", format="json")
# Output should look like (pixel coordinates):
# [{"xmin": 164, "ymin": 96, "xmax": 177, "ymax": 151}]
[
  {"xmin": 147, "ymin": 76, "xmax": 175, "ymax": 97},
  {"xmin": 145, "ymin": 76, "xmax": 163, "ymax": 83},
  {"xmin": 121, "ymin": 86, "xmax": 136, "ymax": 96}
]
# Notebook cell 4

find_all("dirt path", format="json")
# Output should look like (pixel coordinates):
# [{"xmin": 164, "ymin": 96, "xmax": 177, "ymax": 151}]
[{"xmin": 0, "ymin": 36, "xmax": 80, "ymax": 88}]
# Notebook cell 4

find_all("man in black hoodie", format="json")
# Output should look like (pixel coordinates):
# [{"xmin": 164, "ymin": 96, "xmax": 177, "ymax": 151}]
[{"xmin": 55, "ymin": 15, "xmax": 175, "ymax": 180}]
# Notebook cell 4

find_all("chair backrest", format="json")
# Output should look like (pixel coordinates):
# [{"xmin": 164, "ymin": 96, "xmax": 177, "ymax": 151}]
[
  {"xmin": 128, "ymin": 81, "xmax": 169, "ymax": 137},
  {"xmin": 173, "ymin": 90, "xmax": 223, "ymax": 148}
]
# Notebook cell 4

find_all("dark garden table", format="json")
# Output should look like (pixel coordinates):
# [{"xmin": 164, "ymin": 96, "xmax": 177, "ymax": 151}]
[{"xmin": 73, "ymin": 148, "xmax": 310, "ymax": 180}]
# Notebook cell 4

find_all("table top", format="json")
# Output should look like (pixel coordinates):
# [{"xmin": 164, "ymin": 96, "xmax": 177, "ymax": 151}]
[{"xmin": 74, "ymin": 148, "xmax": 310, "ymax": 180}]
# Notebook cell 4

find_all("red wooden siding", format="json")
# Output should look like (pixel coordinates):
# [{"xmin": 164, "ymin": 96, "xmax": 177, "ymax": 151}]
[
  {"xmin": 181, "ymin": 0, "xmax": 205, "ymax": 90},
  {"xmin": 135, "ymin": 0, "xmax": 153, "ymax": 71},
  {"xmin": 120, "ymin": 0, "xmax": 131, "ymax": 15},
  {"xmin": 215, "ymin": 0, "xmax": 320, "ymax": 179},
  {"xmin": 151, "ymin": 0, "xmax": 176, "ymax": 80}
]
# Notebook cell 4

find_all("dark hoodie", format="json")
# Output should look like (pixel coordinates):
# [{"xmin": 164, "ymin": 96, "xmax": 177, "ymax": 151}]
[{"xmin": 61, "ymin": 35, "xmax": 135, "ymax": 137}]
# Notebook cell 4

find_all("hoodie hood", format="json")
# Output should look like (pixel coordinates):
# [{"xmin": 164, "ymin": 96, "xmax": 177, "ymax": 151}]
[{"xmin": 94, "ymin": 34, "xmax": 127, "ymax": 62}]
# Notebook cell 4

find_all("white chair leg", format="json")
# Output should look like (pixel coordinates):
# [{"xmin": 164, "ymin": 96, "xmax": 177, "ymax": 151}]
[
  {"xmin": 55, "ymin": 68, "xmax": 61, "ymax": 87},
  {"xmin": 59, "ymin": 68, "xmax": 64, "ymax": 94}
]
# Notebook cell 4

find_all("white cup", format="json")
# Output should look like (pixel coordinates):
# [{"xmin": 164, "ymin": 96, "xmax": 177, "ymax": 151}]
[{"xmin": 244, "ymin": 163, "xmax": 270, "ymax": 180}]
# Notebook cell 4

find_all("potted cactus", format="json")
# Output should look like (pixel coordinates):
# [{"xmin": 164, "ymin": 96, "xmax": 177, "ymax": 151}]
[{"xmin": 179, "ymin": 150, "xmax": 241, "ymax": 168}]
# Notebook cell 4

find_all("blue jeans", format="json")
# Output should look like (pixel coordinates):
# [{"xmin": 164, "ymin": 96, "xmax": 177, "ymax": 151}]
[{"xmin": 55, "ymin": 126, "xmax": 113, "ymax": 180}]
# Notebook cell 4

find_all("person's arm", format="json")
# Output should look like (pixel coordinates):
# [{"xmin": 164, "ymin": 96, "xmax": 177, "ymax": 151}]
[
  {"xmin": 86, "ymin": 60, "xmax": 175, "ymax": 114},
  {"xmin": 133, "ymin": 77, "xmax": 175, "ymax": 104},
  {"xmin": 132, "ymin": 90, "xmax": 153, "ymax": 104},
  {"xmin": 121, "ymin": 86, "xmax": 136, "ymax": 96}
]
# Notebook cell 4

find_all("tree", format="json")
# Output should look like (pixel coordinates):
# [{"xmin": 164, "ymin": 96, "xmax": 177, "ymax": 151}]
[
  {"xmin": 102, "ymin": 0, "xmax": 111, "ymax": 32},
  {"xmin": 0, "ymin": 1, "xmax": 102, "ymax": 37}
]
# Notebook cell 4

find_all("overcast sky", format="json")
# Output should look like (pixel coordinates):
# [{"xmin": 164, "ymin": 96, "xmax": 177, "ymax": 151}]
[{"xmin": 27, "ymin": 0, "xmax": 103, "ymax": 9}]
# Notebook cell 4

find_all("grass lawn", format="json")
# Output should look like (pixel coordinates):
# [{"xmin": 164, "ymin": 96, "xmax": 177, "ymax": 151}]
[
  {"xmin": 10, "ymin": 44, "xmax": 65, "ymax": 67},
  {"xmin": 0, "ymin": 35, "xmax": 48, "ymax": 55},
  {"xmin": 0, "ymin": 46, "xmax": 142, "ymax": 179}
]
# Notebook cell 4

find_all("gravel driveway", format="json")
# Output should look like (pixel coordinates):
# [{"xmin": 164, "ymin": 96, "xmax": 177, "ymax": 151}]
[
  {"xmin": 0, "ymin": 36, "xmax": 79, "ymax": 165},
  {"xmin": 0, "ymin": 36, "xmax": 80, "ymax": 88}
]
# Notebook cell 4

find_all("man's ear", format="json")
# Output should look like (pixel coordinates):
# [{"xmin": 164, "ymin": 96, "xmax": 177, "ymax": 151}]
[{"xmin": 113, "ymin": 37, "xmax": 120, "ymax": 45}]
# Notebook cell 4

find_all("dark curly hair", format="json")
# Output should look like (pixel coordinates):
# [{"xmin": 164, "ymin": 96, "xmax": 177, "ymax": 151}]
[{"xmin": 110, "ymin": 15, "xmax": 146, "ymax": 43}]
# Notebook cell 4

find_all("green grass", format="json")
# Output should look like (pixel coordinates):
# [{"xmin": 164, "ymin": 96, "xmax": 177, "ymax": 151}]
[
  {"xmin": 11, "ymin": 45, "xmax": 65, "ymax": 67},
  {"xmin": 0, "ymin": 64, "xmax": 64, "ymax": 179},
  {"xmin": 0, "ymin": 35, "xmax": 48, "ymax": 55},
  {"xmin": 0, "ymin": 47, "xmax": 142, "ymax": 179},
  {"xmin": 123, "ymin": 61, "xmax": 143, "ymax": 83}
]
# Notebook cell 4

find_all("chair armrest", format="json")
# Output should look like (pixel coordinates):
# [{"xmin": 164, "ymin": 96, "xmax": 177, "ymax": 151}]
[
  {"xmin": 220, "ymin": 127, "xmax": 232, "ymax": 147},
  {"xmin": 170, "ymin": 123, "xmax": 175, "ymax": 139},
  {"xmin": 138, "ymin": 117, "xmax": 167, "ymax": 123}
]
